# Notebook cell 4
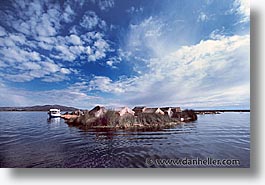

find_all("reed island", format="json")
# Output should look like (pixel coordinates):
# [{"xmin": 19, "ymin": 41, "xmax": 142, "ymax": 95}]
[{"xmin": 61, "ymin": 106, "xmax": 198, "ymax": 130}]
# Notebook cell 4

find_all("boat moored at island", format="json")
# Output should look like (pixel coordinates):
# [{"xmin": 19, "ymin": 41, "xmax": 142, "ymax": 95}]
[{"xmin": 48, "ymin": 109, "xmax": 61, "ymax": 118}]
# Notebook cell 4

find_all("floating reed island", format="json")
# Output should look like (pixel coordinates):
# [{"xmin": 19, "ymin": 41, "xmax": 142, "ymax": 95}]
[{"xmin": 61, "ymin": 106, "xmax": 198, "ymax": 131}]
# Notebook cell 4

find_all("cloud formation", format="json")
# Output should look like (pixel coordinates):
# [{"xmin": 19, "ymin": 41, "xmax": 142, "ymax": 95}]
[
  {"xmin": 97, "ymin": 0, "xmax": 115, "ymax": 11},
  {"xmin": 89, "ymin": 34, "xmax": 250, "ymax": 109},
  {"xmin": 232, "ymin": 0, "xmax": 250, "ymax": 23},
  {"xmin": 0, "ymin": 82, "xmax": 102, "ymax": 108},
  {"xmin": 0, "ymin": 0, "xmax": 112, "ymax": 83}
]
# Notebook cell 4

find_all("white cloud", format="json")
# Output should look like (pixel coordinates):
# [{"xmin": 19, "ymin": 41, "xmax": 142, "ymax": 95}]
[
  {"xmin": 86, "ymin": 46, "xmax": 92, "ymax": 55},
  {"xmin": 35, "ymin": 31, "xmax": 111, "ymax": 62},
  {"xmin": 60, "ymin": 68, "xmax": 71, "ymax": 74},
  {"xmin": 35, "ymin": 13, "xmax": 58, "ymax": 36},
  {"xmin": 106, "ymin": 60, "xmax": 115, "ymax": 67},
  {"xmin": 120, "ymin": 13, "xmax": 249, "ymax": 107},
  {"xmin": 209, "ymin": 28, "xmax": 226, "ymax": 40},
  {"xmin": 41, "ymin": 73, "xmax": 69, "ymax": 82},
  {"xmin": 61, "ymin": 4, "xmax": 75, "ymax": 23},
  {"xmin": 36, "ymin": 31, "xmax": 111, "ymax": 63},
  {"xmin": 22, "ymin": 62, "xmax": 41, "ymax": 70},
  {"xmin": 9, "ymin": 33, "xmax": 27, "ymax": 45},
  {"xmin": 0, "ymin": 37, "xmax": 74, "ymax": 82},
  {"xmin": 0, "ymin": 26, "xmax": 7, "ymax": 36},
  {"xmin": 0, "ymin": 1, "xmax": 112, "ymax": 83},
  {"xmin": 0, "ymin": 85, "xmax": 30, "ymax": 106},
  {"xmin": 87, "ymin": 33, "xmax": 110, "ymax": 61},
  {"xmin": 105, "ymin": 56, "xmax": 121, "ymax": 68},
  {"xmin": 0, "ymin": 59, "xmax": 71, "ymax": 83},
  {"xmin": 126, "ymin": 16, "xmax": 167, "ymax": 59},
  {"xmin": 89, "ymin": 76, "xmax": 126, "ymax": 93},
  {"xmin": 130, "ymin": 16, "xmax": 163, "ymax": 38},
  {"xmin": 7, "ymin": 1, "xmax": 62, "ymax": 37},
  {"xmin": 97, "ymin": 0, "xmax": 115, "ymax": 11},
  {"xmin": 42, "ymin": 61, "xmax": 60, "ymax": 73},
  {"xmin": 53, "ymin": 45, "xmax": 76, "ymax": 61},
  {"xmin": 197, "ymin": 12, "xmax": 208, "ymax": 22},
  {"xmin": 0, "ymin": 46, "xmax": 41, "ymax": 64},
  {"xmin": 0, "ymin": 84, "xmax": 102, "ymax": 108},
  {"xmin": 89, "ymin": 35, "xmax": 250, "ymax": 108},
  {"xmin": 233, "ymin": 0, "xmax": 250, "ymax": 23},
  {"xmin": 126, "ymin": 6, "xmax": 144, "ymax": 14},
  {"xmin": 80, "ymin": 11, "xmax": 104, "ymax": 30},
  {"xmin": 69, "ymin": 34, "xmax": 82, "ymax": 45},
  {"xmin": 0, "ymin": 35, "xmax": 111, "ymax": 83}
]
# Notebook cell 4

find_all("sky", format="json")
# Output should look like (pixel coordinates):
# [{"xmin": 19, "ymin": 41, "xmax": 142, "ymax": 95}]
[{"xmin": 0, "ymin": 0, "xmax": 250, "ymax": 109}]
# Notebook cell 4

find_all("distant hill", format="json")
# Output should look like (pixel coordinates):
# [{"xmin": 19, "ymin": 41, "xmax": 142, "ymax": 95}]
[{"xmin": 0, "ymin": 105, "xmax": 78, "ymax": 111}]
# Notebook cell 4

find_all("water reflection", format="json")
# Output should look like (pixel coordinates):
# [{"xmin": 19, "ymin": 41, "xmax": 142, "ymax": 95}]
[
  {"xmin": 94, "ymin": 130, "xmax": 116, "ymax": 140},
  {"xmin": 47, "ymin": 117, "xmax": 61, "ymax": 129},
  {"xmin": 47, "ymin": 117, "xmax": 61, "ymax": 123}
]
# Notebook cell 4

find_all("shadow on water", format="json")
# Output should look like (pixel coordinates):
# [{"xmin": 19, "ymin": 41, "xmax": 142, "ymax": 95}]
[{"xmin": 5, "ymin": 9, "xmax": 261, "ymax": 179}]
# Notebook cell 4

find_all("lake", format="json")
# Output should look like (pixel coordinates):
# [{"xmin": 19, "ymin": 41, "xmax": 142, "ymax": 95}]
[{"xmin": 0, "ymin": 112, "xmax": 250, "ymax": 168}]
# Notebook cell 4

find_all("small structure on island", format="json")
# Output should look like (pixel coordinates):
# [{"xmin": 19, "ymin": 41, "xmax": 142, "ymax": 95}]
[
  {"xmin": 171, "ymin": 107, "xmax": 181, "ymax": 113},
  {"xmin": 160, "ymin": 107, "xmax": 173, "ymax": 117},
  {"xmin": 171, "ymin": 107, "xmax": 182, "ymax": 118},
  {"xmin": 133, "ymin": 106, "xmax": 147, "ymax": 116},
  {"xmin": 89, "ymin": 106, "xmax": 107, "ymax": 118},
  {"xmin": 143, "ymin": 108, "xmax": 165, "ymax": 115},
  {"xmin": 115, "ymin": 107, "xmax": 135, "ymax": 117}
]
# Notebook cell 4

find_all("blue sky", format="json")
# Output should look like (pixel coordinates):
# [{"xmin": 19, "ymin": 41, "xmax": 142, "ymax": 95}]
[{"xmin": 0, "ymin": 0, "xmax": 250, "ymax": 109}]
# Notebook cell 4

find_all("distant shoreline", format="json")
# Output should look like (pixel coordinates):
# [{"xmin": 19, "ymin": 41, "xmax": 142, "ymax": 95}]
[
  {"xmin": 0, "ymin": 109, "xmax": 250, "ymax": 112},
  {"xmin": 0, "ymin": 105, "xmax": 77, "ymax": 112},
  {"xmin": 0, "ymin": 110, "xmax": 75, "ymax": 112}
]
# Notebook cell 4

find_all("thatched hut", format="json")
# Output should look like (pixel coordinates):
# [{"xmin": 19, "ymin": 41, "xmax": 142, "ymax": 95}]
[
  {"xmin": 89, "ymin": 106, "xmax": 107, "ymax": 118},
  {"xmin": 143, "ymin": 108, "xmax": 165, "ymax": 115},
  {"xmin": 160, "ymin": 107, "xmax": 173, "ymax": 117},
  {"xmin": 171, "ymin": 107, "xmax": 181, "ymax": 113},
  {"xmin": 170, "ymin": 107, "xmax": 182, "ymax": 118},
  {"xmin": 132, "ymin": 106, "xmax": 146, "ymax": 116},
  {"xmin": 115, "ymin": 107, "xmax": 135, "ymax": 117}
]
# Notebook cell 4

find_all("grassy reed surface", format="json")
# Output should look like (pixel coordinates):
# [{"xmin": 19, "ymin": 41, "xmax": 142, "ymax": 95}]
[{"xmin": 66, "ymin": 109, "xmax": 197, "ymax": 131}]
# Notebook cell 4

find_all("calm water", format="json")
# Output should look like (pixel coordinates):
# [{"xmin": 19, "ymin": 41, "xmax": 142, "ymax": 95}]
[{"xmin": 0, "ymin": 112, "xmax": 250, "ymax": 168}]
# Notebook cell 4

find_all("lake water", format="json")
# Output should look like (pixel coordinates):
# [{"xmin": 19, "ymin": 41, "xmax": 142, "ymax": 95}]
[{"xmin": 0, "ymin": 112, "xmax": 250, "ymax": 168}]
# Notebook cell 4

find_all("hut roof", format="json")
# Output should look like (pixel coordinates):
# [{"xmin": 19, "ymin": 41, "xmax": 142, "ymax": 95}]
[
  {"xmin": 89, "ymin": 106, "xmax": 106, "ymax": 117},
  {"xmin": 133, "ymin": 106, "xmax": 146, "ymax": 111},
  {"xmin": 116, "ymin": 107, "xmax": 135, "ymax": 116},
  {"xmin": 89, "ymin": 106, "xmax": 101, "ymax": 113},
  {"xmin": 144, "ymin": 108, "xmax": 158, "ymax": 113},
  {"xmin": 160, "ymin": 107, "xmax": 171, "ymax": 111}
]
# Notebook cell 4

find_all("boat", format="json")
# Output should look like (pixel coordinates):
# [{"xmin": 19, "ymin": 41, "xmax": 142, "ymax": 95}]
[{"xmin": 48, "ymin": 109, "xmax": 61, "ymax": 118}]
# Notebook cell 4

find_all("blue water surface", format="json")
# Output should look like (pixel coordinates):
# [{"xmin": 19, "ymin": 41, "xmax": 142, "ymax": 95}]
[{"xmin": 0, "ymin": 112, "xmax": 250, "ymax": 168}]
